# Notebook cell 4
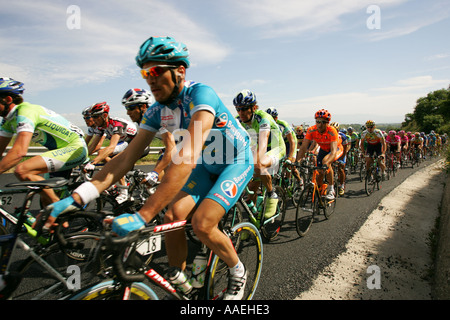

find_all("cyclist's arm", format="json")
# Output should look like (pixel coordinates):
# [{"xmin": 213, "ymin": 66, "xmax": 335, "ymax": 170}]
[
  {"xmin": 87, "ymin": 134, "xmax": 103, "ymax": 155},
  {"xmin": 256, "ymin": 129, "xmax": 270, "ymax": 166},
  {"xmin": 91, "ymin": 134, "xmax": 121, "ymax": 164},
  {"xmin": 138, "ymin": 110, "xmax": 215, "ymax": 223},
  {"xmin": 295, "ymin": 137, "xmax": 311, "ymax": 162},
  {"xmin": 0, "ymin": 131, "xmax": 32, "ymax": 174},
  {"xmin": 286, "ymin": 132, "xmax": 297, "ymax": 160},
  {"xmin": 152, "ymin": 131, "xmax": 176, "ymax": 175},
  {"xmin": 0, "ymin": 136, "xmax": 11, "ymax": 160},
  {"xmin": 359, "ymin": 139, "xmax": 366, "ymax": 154},
  {"xmin": 381, "ymin": 137, "xmax": 387, "ymax": 154}
]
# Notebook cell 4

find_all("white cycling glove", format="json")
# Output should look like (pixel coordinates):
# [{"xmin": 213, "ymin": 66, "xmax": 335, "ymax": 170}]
[{"xmin": 144, "ymin": 171, "xmax": 159, "ymax": 186}]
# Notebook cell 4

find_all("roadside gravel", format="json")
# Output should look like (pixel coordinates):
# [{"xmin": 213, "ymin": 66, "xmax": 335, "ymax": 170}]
[{"xmin": 295, "ymin": 159, "xmax": 448, "ymax": 300}]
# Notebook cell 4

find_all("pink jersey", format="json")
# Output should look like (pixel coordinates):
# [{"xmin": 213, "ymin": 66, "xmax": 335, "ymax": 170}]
[
  {"xmin": 399, "ymin": 135, "xmax": 409, "ymax": 144},
  {"xmin": 386, "ymin": 135, "xmax": 401, "ymax": 145}
]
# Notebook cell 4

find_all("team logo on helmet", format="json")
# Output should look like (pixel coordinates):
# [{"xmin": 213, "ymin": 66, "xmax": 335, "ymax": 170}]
[
  {"xmin": 221, "ymin": 180, "xmax": 238, "ymax": 198},
  {"xmin": 215, "ymin": 113, "xmax": 228, "ymax": 128}
]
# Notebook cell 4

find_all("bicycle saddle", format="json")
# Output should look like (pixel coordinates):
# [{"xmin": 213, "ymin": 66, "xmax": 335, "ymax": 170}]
[{"xmin": 5, "ymin": 178, "xmax": 69, "ymax": 189}]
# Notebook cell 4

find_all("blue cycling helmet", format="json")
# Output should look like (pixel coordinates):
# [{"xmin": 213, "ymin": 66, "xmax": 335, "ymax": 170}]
[
  {"xmin": 136, "ymin": 36, "xmax": 190, "ymax": 69},
  {"xmin": 233, "ymin": 90, "xmax": 257, "ymax": 107},
  {"xmin": 0, "ymin": 77, "xmax": 25, "ymax": 95},
  {"xmin": 266, "ymin": 108, "xmax": 278, "ymax": 118}
]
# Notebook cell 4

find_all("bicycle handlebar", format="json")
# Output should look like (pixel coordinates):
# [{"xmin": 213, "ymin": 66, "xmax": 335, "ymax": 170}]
[{"xmin": 104, "ymin": 231, "xmax": 147, "ymax": 283}]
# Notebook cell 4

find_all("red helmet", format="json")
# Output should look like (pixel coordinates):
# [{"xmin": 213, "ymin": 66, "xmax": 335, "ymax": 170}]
[
  {"xmin": 90, "ymin": 102, "xmax": 110, "ymax": 116},
  {"xmin": 315, "ymin": 109, "xmax": 331, "ymax": 122}
]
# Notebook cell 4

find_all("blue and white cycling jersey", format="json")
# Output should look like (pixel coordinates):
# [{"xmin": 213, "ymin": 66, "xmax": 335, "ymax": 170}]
[{"xmin": 140, "ymin": 80, "xmax": 254, "ymax": 211}]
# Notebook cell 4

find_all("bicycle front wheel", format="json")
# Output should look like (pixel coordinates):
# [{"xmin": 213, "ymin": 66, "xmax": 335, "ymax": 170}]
[
  {"xmin": 12, "ymin": 232, "xmax": 104, "ymax": 300},
  {"xmin": 295, "ymin": 187, "xmax": 315, "ymax": 237},
  {"xmin": 206, "ymin": 222, "xmax": 263, "ymax": 300},
  {"xmin": 365, "ymin": 170, "xmax": 376, "ymax": 196}
]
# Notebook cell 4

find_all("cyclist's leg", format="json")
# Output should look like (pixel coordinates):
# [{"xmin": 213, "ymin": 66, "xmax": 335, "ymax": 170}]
[
  {"xmin": 14, "ymin": 144, "xmax": 87, "ymax": 206},
  {"xmin": 194, "ymin": 162, "xmax": 254, "ymax": 268},
  {"xmin": 164, "ymin": 191, "xmax": 196, "ymax": 270},
  {"xmin": 14, "ymin": 156, "xmax": 59, "ymax": 206}
]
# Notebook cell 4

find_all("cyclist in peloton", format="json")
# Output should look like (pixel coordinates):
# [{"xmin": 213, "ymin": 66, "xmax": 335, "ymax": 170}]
[
  {"xmin": 82, "ymin": 105, "xmax": 105, "ymax": 155},
  {"xmin": 0, "ymin": 77, "xmax": 88, "ymax": 207},
  {"xmin": 85, "ymin": 102, "xmax": 140, "ymax": 204},
  {"xmin": 386, "ymin": 130, "xmax": 401, "ymax": 169},
  {"xmin": 121, "ymin": 87, "xmax": 176, "ymax": 188},
  {"xmin": 398, "ymin": 130, "xmax": 409, "ymax": 160},
  {"xmin": 296, "ymin": 109, "xmax": 343, "ymax": 201},
  {"xmin": 330, "ymin": 122, "xmax": 349, "ymax": 196},
  {"xmin": 359, "ymin": 120, "xmax": 387, "ymax": 179},
  {"xmin": 234, "ymin": 90, "xmax": 286, "ymax": 218},
  {"xmin": 266, "ymin": 107, "xmax": 302, "ymax": 184},
  {"xmin": 44, "ymin": 36, "xmax": 254, "ymax": 300}
]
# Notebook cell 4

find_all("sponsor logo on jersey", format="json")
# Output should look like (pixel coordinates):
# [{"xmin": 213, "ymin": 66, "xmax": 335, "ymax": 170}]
[
  {"xmin": 215, "ymin": 112, "xmax": 228, "ymax": 128},
  {"xmin": 221, "ymin": 180, "xmax": 238, "ymax": 198}
]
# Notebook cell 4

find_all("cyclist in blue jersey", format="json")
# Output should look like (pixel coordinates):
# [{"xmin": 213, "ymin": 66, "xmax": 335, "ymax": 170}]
[{"xmin": 44, "ymin": 36, "xmax": 253, "ymax": 300}]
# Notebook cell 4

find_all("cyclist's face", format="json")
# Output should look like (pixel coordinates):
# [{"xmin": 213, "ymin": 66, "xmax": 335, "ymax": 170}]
[
  {"xmin": 93, "ymin": 113, "xmax": 107, "ymax": 127},
  {"xmin": 84, "ymin": 116, "xmax": 94, "ymax": 127},
  {"xmin": 126, "ymin": 104, "xmax": 146, "ymax": 123},
  {"xmin": 315, "ymin": 118, "xmax": 328, "ymax": 133},
  {"xmin": 142, "ymin": 62, "xmax": 184, "ymax": 103},
  {"xmin": 236, "ymin": 106, "xmax": 253, "ymax": 122}
]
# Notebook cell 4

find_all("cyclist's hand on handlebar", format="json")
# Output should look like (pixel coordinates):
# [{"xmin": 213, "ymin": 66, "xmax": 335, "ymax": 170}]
[
  {"xmin": 112, "ymin": 212, "xmax": 146, "ymax": 236},
  {"xmin": 83, "ymin": 162, "xmax": 95, "ymax": 171},
  {"xmin": 42, "ymin": 196, "xmax": 82, "ymax": 230},
  {"xmin": 142, "ymin": 171, "xmax": 159, "ymax": 187}
]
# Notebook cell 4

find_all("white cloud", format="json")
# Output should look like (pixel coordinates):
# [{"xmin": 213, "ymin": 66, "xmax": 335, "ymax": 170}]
[
  {"xmin": 0, "ymin": 0, "xmax": 230, "ymax": 92},
  {"xmin": 279, "ymin": 76, "xmax": 449, "ymax": 124},
  {"xmin": 226, "ymin": 0, "xmax": 408, "ymax": 38}
]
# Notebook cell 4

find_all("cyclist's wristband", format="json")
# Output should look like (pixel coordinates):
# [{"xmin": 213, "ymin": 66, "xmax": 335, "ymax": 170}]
[{"xmin": 74, "ymin": 181, "xmax": 100, "ymax": 205}]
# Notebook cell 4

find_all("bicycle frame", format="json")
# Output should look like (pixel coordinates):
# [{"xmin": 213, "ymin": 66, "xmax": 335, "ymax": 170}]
[
  {"xmin": 71, "ymin": 219, "xmax": 262, "ymax": 301},
  {"xmin": 0, "ymin": 179, "xmax": 77, "ymax": 299}
]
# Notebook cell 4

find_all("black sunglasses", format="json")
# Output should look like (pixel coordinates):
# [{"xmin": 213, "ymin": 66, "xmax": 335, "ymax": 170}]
[{"xmin": 235, "ymin": 106, "xmax": 251, "ymax": 112}]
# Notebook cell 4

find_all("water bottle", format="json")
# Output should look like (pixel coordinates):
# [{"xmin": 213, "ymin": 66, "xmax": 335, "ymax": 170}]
[
  {"xmin": 166, "ymin": 267, "xmax": 193, "ymax": 294},
  {"xmin": 26, "ymin": 212, "xmax": 36, "ymax": 225},
  {"xmin": 245, "ymin": 198, "xmax": 258, "ymax": 215},
  {"xmin": 191, "ymin": 251, "xmax": 208, "ymax": 288}
]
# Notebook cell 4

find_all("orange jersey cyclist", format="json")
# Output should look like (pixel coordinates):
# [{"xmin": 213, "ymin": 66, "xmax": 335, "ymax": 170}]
[{"xmin": 296, "ymin": 109, "xmax": 343, "ymax": 200}]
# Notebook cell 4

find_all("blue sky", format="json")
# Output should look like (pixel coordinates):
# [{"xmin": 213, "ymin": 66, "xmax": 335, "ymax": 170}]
[{"xmin": 1, "ymin": 0, "xmax": 449, "ymax": 130}]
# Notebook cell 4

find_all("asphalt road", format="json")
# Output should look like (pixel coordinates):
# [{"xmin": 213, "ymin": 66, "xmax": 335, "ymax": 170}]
[{"xmin": 1, "ymin": 157, "xmax": 442, "ymax": 300}]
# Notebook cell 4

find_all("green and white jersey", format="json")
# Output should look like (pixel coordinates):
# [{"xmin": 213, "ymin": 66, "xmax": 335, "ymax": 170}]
[
  {"xmin": 0, "ymin": 102, "xmax": 85, "ymax": 149},
  {"xmin": 237, "ymin": 109, "xmax": 285, "ymax": 152},
  {"xmin": 276, "ymin": 118, "xmax": 297, "ymax": 146}
]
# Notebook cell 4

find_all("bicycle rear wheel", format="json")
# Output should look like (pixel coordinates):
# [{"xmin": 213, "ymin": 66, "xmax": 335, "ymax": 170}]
[
  {"xmin": 295, "ymin": 187, "xmax": 315, "ymax": 237},
  {"xmin": 206, "ymin": 222, "xmax": 263, "ymax": 300},
  {"xmin": 69, "ymin": 280, "xmax": 158, "ymax": 300},
  {"xmin": 260, "ymin": 185, "xmax": 286, "ymax": 241}
]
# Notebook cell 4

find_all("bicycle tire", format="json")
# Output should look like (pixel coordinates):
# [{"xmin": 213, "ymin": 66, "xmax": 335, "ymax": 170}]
[
  {"xmin": 206, "ymin": 222, "xmax": 263, "ymax": 300},
  {"xmin": 323, "ymin": 179, "xmax": 338, "ymax": 220},
  {"xmin": 11, "ymin": 232, "xmax": 105, "ymax": 300},
  {"xmin": 260, "ymin": 185, "xmax": 286, "ymax": 241},
  {"xmin": 69, "ymin": 280, "xmax": 159, "ymax": 300},
  {"xmin": 365, "ymin": 170, "xmax": 376, "ymax": 196},
  {"xmin": 295, "ymin": 187, "xmax": 315, "ymax": 237}
]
